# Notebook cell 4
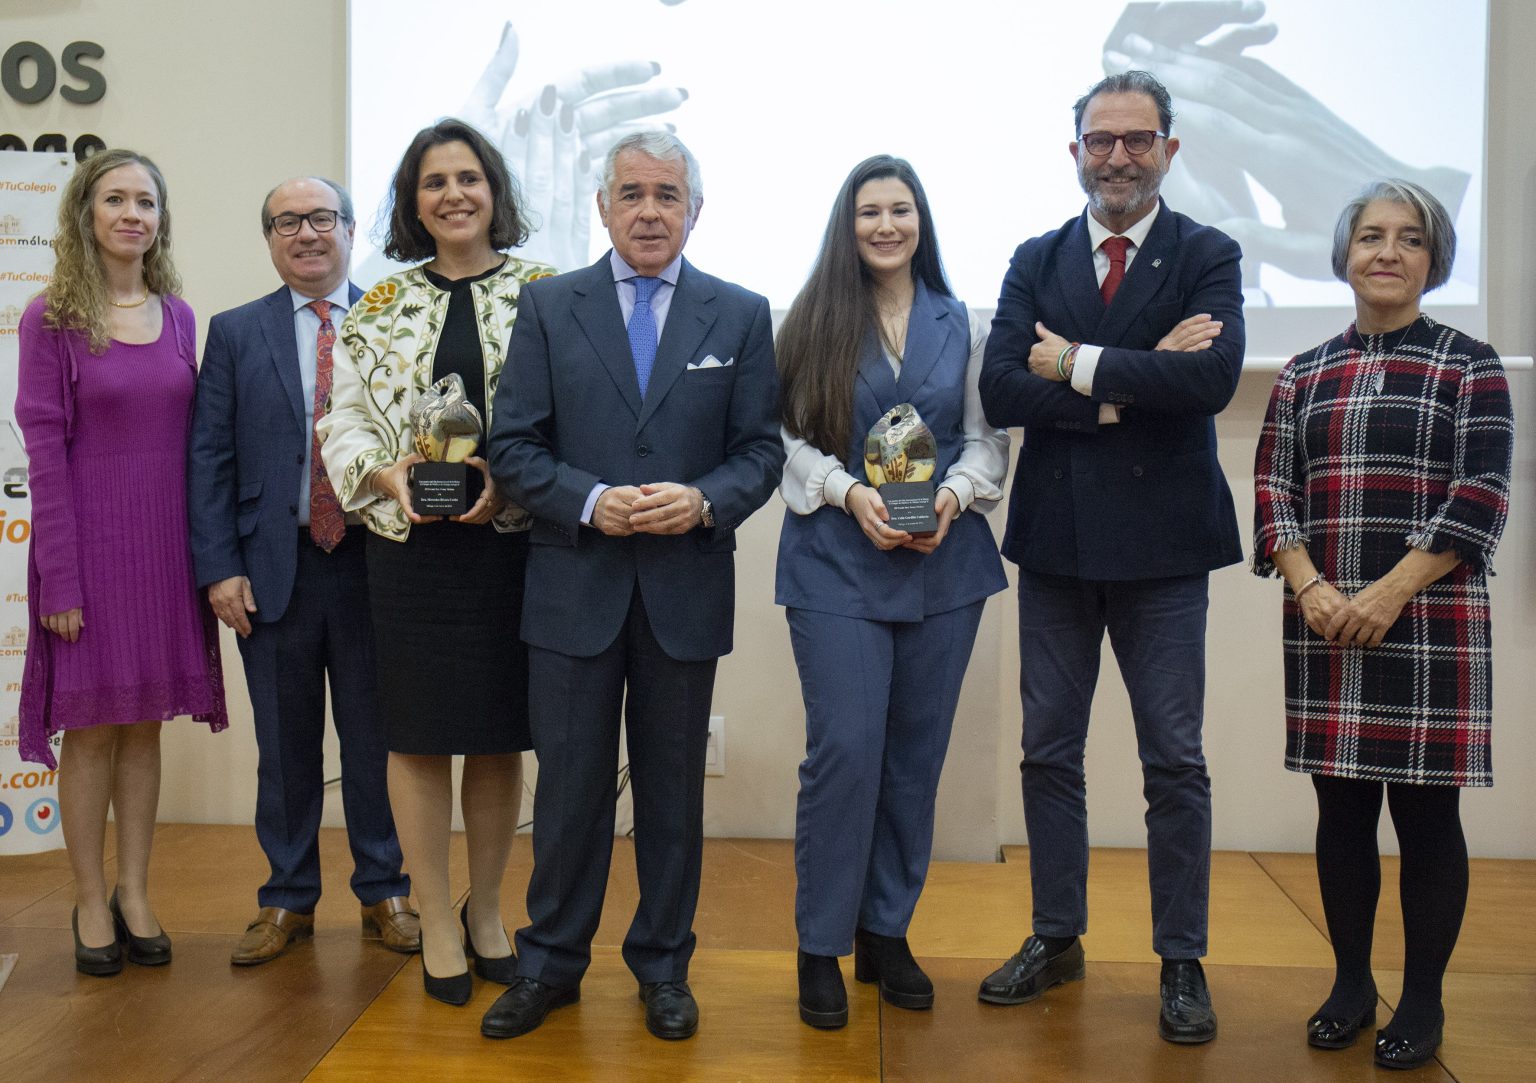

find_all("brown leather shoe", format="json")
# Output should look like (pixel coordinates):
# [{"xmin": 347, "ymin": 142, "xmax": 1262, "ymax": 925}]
[
  {"xmin": 230, "ymin": 907, "xmax": 314, "ymax": 966},
  {"xmin": 361, "ymin": 896, "xmax": 421, "ymax": 954}
]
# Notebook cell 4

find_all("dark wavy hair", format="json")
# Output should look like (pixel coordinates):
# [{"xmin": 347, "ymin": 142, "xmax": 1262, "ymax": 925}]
[
  {"xmin": 381, "ymin": 118, "xmax": 529, "ymax": 262},
  {"xmin": 777, "ymin": 155, "xmax": 953, "ymax": 458}
]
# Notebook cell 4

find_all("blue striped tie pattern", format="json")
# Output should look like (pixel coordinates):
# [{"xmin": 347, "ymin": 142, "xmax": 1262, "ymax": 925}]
[{"xmin": 628, "ymin": 276, "xmax": 661, "ymax": 397}]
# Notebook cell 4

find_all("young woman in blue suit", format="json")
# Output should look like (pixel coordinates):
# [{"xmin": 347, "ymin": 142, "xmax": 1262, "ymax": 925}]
[{"xmin": 775, "ymin": 155, "xmax": 1009, "ymax": 1028}]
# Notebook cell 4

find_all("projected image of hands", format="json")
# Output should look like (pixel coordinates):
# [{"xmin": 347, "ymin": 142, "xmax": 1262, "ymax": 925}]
[
  {"xmin": 460, "ymin": 21, "xmax": 686, "ymax": 271},
  {"xmin": 1100, "ymin": 0, "xmax": 1470, "ymax": 296}
]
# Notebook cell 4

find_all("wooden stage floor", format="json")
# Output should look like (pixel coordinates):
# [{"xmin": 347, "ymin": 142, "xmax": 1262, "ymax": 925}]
[{"xmin": 1, "ymin": 827, "xmax": 1531, "ymax": 1081}]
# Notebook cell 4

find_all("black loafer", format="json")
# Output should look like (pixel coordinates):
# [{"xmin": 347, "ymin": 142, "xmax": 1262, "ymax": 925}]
[
  {"xmin": 1159, "ymin": 960, "xmax": 1217, "ymax": 1044},
  {"xmin": 854, "ymin": 928, "xmax": 933, "ymax": 1010},
  {"xmin": 1374, "ymin": 1011, "xmax": 1443, "ymax": 1070},
  {"xmin": 461, "ymin": 901, "xmax": 517, "ymax": 985},
  {"xmin": 798, "ymin": 950, "xmax": 848, "ymax": 1029},
  {"xmin": 639, "ymin": 980, "xmax": 699, "ymax": 1040},
  {"xmin": 978, "ymin": 936, "xmax": 1085, "ymax": 1005},
  {"xmin": 481, "ymin": 977, "xmax": 579, "ymax": 1038},
  {"xmin": 72, "ymin": 907, "xmax": 123, "ymax": 977},
  {"xmin": 1307, "ymin": 989, "xmax": 1377, "ymax": 1049},
  {"xmin": 110, "ymin": 889, "xmax": 171, "ymax": 966}
]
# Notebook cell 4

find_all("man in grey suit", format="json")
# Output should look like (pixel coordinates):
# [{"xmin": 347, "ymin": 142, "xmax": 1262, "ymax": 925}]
[
  {"xmin": 188, "ymin": 178, "xmax": 416, "ymax": 966},
  {"xmin": 484, "ymin": 132, "xmax": 783, "ymax": 1040}
]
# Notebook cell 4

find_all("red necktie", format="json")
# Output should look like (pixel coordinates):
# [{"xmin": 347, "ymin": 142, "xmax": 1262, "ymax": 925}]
[
  {"xmin": 306, "ymin": 300, "xmax": 346, "ymax": 552},
  {"xmin": 1100, "ymin": 235, "xmax": 1131, "ymax": 305}
]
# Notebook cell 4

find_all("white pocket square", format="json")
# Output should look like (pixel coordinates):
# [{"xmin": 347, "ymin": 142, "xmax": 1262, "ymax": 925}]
[{"xmin": 687, "ymin": 355, "xmax": 733, "ymax": 370}]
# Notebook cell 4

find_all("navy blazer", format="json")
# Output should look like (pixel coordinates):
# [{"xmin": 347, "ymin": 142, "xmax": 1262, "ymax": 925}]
[
  {"xmin": 489, "ymin": 254, "xmax": 784, "ymax": 662},
  {"xmin": 188, "ymin": 282, "xmax": 363, "ymax": 621},
  {"xmin": 979, "ymin": 202, "xmax": 1245, "ymax": 580},
  {"xmin": 776, "ymin": 282, "xmax": 1006, "ymax": 621}
]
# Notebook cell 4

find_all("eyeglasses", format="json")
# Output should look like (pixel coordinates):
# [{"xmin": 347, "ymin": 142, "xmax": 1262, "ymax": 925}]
[
  {"xmin": 269, "ymin": 210, "xmax": 347, "ymax": 236},
  {"xmin": 1079, "ymin": 130, "xmax": 1166, "ymax": 157}
]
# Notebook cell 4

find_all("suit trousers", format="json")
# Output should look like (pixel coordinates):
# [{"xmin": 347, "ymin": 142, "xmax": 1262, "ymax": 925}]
[
  {"xmin": 515, "ymin": 587, "xmax": 717, "ymax": 988},
  {"xmin": 788, "ymin": 602, "xmax": 985, "ymax": 957},
  {"xmin": 1016, "ymin": 568, "xmax": 1211, "ymax": 958},
  {"xmin": 237, "ymin": 528, "xmax": 407, "ymax": 911}
]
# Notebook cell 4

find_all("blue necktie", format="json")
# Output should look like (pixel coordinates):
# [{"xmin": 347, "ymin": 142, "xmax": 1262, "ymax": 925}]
[{"xmin": 628, "ymin": 276, "xmax": 661, "ymax": 398}]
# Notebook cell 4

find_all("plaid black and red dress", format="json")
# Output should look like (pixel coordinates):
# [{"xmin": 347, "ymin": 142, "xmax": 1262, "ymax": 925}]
[{"xmin": 1252, "ymin": 316, "xmax": 1513, "ymax": 787}]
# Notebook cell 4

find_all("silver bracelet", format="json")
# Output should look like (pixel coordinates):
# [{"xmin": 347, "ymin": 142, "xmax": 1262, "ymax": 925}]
[{"xmin": 1294, "ymin": 573, "xmax": 1325, "ymax": 601}]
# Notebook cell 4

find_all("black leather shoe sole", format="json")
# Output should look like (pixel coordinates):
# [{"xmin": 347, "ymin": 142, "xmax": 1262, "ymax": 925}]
[
  {"xmin": 798, "ymin": 999, "xmax": 849, "ymax": 1028},
  {"xmin": 1159, "ymin": 1014, "xmax": 1218, "ymax": 1044},
  {"xmin": 1374, "ymin": 1021, "xmax": 1443, "ymax": 1070},
  {"xmin": 862, "ymin": 978, "xmax": 934, "ymax": 1011},
  {"xmin": 481, "ymin": 984, "xmax": 579, "ymax": 1038}
]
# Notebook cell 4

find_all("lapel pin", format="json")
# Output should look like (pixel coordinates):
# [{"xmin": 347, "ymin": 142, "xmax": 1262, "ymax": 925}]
[{"xmin": 1152, "ymin": 258, "xmax": 1162, "ymax": 268}]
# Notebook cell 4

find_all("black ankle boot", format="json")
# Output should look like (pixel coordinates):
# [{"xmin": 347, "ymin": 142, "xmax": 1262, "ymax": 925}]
[
  {"xmin": 797, "ymin": 950, "xmax": 848, "ymax": 1028},
  {"xmin": 854, "ymin": 928, "xmax": 933, "ymax": 1010}
]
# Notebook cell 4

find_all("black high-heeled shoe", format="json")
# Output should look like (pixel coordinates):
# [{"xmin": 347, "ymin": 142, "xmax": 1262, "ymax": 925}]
[
  {"xmin": 110, "ymin": 888, "xmax": 171, "ymax": 966},
  {"xmin": 854, "ymin": 928, "xmax": 934, "ymax": 1009},
  {"xmin": 461, "ymin": 898, "xmax": 518, "ymax": 985},
  {"xmin": 72, "ymin": 906, "xmax": 123, "ymax": 977},
  {"xmin": 1307, "ymin": 985, "xmax": 1377, "ymax": 1049}
]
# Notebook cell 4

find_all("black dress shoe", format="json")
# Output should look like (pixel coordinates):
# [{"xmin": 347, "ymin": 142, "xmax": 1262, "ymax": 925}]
[
  {"xmin": 1159, "ymin": 960, "xmax": 1217, "ymax": 1044},
  {"xmin": 639, "ymin": 980, "xmax": 699, "ymax": 1040},
  {"xmin": 854, "ymin": 928, "xmax": 933, "ymax": 1010},
  {"xmin": 978, "ymin": 936, "xmax": 1085, "ymax": 1005},
  {"xmin": 72, "ymin": 907, "xmax": 123, "ymax": 977},
  {"xmin": 110, "ymin": 889, "xmax": 171, "ymax": 966},
  {"xmin": 1374, "ymin": 1010, "xmax": 1444, "ymax": 1070},
  {"xmin": 422, "ymin": 962, "xmax": 473, "ymax": 1006},
  {"xmin": 481, "ymin": 977, "xmax": 580, "ymax": 1038},
  {"xmin": 798, "ymin": 950, "xmax": 848, "ymax": 1029},
  {"xmin": 460, "ymin": 900, "xmax": 517, "ymax": 984},
  {"xmin": 1307, "ymin": 988, "xmax": 1378, "ymax": 1049}
]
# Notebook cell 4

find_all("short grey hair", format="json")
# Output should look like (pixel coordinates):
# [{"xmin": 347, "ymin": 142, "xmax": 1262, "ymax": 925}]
[
  {"xmin": 261, "ymin": 176, "xmax": 355, "ymax": 235},
  {"xmin": 1330, "ymin": 178, "xmax": 1456, "ymax": 292},
  {"xmin": 597, "ymin": 131, "xmax": 703, "ymax": 220},
  {"xmin": 1072, "ymin": 70, "xmax": 1175, "ymax": 137}
]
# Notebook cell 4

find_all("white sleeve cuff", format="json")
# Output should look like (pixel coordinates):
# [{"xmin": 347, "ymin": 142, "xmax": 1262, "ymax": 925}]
[
  {"xmin": 581, "ymin": 482, "xmax": 607, "ymax": 526},
  {"xmin": 825, "ymin": 469, "xmax": 860, "ymax": 512},
  {"xmin": 938, "ymin": 475, "xmax": 976, "ymax": 513},
  {"xmin": 1070, "ymin": 344, "xmax": 1103, "ymax": 396}
]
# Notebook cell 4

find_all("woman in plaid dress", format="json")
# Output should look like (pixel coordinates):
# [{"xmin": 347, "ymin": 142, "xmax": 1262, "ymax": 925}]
[{"xmin": 1252, "ymin": 179, "xmax": 1512, "ymax": 1070}]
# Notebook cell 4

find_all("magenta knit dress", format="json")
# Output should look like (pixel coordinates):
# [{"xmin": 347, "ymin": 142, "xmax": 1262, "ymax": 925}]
[{"xmin": 14, "ymin": 295, "xmax": 226, "ymax": 768}]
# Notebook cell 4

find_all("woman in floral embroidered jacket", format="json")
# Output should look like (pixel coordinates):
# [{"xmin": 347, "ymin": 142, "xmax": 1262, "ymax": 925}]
[{"xmin": 318, "ymin": 119, "xmax": 554, "ymax": 1007}]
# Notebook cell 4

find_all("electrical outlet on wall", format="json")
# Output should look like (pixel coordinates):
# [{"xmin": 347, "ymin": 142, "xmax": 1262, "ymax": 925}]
[{"xmin": 705, "ymin": 715, "xmax": 725, "ymax": 776}]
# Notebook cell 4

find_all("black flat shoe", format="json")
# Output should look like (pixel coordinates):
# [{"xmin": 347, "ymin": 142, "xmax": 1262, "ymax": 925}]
[
  {"xmin": 72, "ymin": 907, "xmax": 123, "ymax": 977},
  {"xmin": 854, "ymin": 928, "xmax": 933, "ymax": 1010},
  {"xmin": 978, "ymin": 936, "xmax": 1085, "ymax": 1005},
  {"xmin": 110, "ymin": 888, "xmax": 171, "ymax": 966},
  {"xmin": 460, "ymin": 899, "xmax": 517, "ymax": 985},
  {"xmin": 422, "ymin": 960, "xmax": 473, "ymax": 1006},
  {"xmin": 639, "ymin": 980, "xmax": 699, "ymax": 1040},
  {"xmin": 1375, "ymin": 1011, "xmax": 1444, "ymax": 1070},
  {"xmin": 1307, "ymin": 988, "xmax": 1377, "ymax": 1049},
  {"xmin": 1159, "ymin": 959, "xmax": 1217, "ymax": 1044},
  {"xmin": 481, "ymin": 977, "xmax": 580, "ymax": 1038},
  {"xmin": 797, "ymin": 950, "xmax": 848, "ymax": 1029}
]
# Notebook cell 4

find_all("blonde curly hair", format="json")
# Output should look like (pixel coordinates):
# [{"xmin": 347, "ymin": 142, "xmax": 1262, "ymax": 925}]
[{"xmin": 44, "ymin": 148, "xmax": 182, "ymax": 354}]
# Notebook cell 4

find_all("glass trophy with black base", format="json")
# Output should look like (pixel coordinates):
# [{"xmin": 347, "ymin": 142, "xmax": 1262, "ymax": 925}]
[
  {"xmin": 407, "ymin": 373, "xmax": 483, "ymax": 517},
  {"xmin": 864, "ymin": 403, "xmax": 939, "ymax": 535}
]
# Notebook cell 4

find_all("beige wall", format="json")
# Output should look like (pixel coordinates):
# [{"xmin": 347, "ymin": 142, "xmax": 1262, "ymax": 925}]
[{"xmin": 4, "ymin": 1, "xmax": 1532, "ymax": 858}]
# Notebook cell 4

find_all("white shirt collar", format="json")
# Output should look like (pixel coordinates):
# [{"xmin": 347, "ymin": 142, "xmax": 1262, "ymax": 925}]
[
  {"xmin": 288, "ymin": 280, "xmax": 353, "ymax": 316},
  {"xmin": 1085, "ymin": 200, "xmax": 1161, "ymax": 254},
  {"xmin": 608, "ymin": 249, "xmax": 682, "ymax": 286}
]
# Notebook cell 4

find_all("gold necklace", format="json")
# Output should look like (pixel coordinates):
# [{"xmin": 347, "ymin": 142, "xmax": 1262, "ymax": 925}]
[{"xmin": 109, "ymin": 291, "xmax": 149, "ymax": 309}]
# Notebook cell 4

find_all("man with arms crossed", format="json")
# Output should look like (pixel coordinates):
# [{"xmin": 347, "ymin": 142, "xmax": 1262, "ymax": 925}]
[
  {"xmin": 189, "ymin": 178, "xmax": 416, "ymax": 965},
  {"xmin": 977, "ymin": 71, "xmax": 1244, "ymax": 1043},
  {"xmin": 484, "ymin": 132, "xmax": 782, "ymax": 1040}
]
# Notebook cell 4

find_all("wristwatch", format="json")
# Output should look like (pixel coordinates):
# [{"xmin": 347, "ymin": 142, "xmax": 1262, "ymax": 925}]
[{"xmin": 697, "ymin": 489, "xmax": 715, "ymax": 528}]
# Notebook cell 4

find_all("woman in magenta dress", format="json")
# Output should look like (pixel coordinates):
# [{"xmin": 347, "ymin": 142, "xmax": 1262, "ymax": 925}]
[{"xmin": 14, "ymin": 149, "xmax": 226, "ymax": 977}]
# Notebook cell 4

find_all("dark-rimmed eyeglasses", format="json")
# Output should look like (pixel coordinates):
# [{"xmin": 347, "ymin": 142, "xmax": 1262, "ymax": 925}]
[
  {"xmin": 269, "ymin": 210, "xmax": 347, "ymax": 236},
  {"xmin": 1079, "ymin": 130, "xmax": 1166, "ymax": 157}
]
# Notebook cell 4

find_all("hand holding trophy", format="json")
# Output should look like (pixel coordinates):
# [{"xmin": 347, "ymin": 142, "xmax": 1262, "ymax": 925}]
[
  {"xmin": 408, "ymin": 373, "xmax": 484, "ymax": 517},
  {"xmin": 864, "ymin": 403, "xmax": 939, "ymax": 535}
]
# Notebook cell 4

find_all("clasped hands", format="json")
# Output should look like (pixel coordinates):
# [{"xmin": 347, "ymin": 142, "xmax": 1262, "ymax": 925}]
[
  {"xmin": 372, "ymin": 453, "xmax": 505, "ymax": 526},
  {"xmin": 1296, "ymin": 578, "xmax": 1409, "ymax": 650},
  {"xmin": 1027, "ymin": 315, "xmax": 1223, "ymax": 381},
  {"xmin": 846, "ymin": 483, "xmax": 958, "ymax": 555},
  {"xmin": 593, "ymin": 483, "xmax": 703, "ymax": 537}
]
